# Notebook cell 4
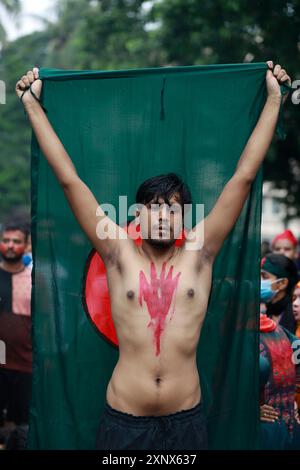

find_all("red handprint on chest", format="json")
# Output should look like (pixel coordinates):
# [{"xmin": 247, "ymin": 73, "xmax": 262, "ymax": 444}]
[{"xmin": 139, "ymin": 262, "xmax": 181, "ymax": 356}]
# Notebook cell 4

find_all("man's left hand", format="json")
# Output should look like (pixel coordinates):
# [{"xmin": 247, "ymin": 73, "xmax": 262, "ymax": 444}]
[{"xmin": 266, "ymin": 60, "xmax": 291, "ymax": 104}]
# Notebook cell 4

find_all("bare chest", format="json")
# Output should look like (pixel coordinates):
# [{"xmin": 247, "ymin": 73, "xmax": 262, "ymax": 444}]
[{"xmin": 107, "ymin": 258, "xmax": 212, "ymax": 315}]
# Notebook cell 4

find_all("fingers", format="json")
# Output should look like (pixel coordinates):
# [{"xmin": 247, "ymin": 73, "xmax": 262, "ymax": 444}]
[
  {"xmin": 16, "ymin": 79, "xmax": 27, "ymax": 91},
  {"xmin": 21, "ymin": 74, "xmax": 30, "ymax": 87},
  {"xmin": 277, "ymin": 69, "xmax": 291, "ymax": 85},
  {"xmin": 273, "ymin": 64, "xmax": 281, "ymax": 76},
  {"xmin": 26, "ymin": 70, "xmax": 34, "ymax": 84},
  {"xmin": 262, "ymin": 404, "xmax": 279, "ymax": 415},
  {"xmin": 24, "ymin": 68, "xmax": 38, "ymax": 84},
  {"xmin": 261, "ymin": 417, "xmax": 278, "ymax": 423},
  {"xmin": 266, "ymin": 411, "xmax": 280, "ymax": 419},
  {"xmin": 16, "ymin": 67, "xmax": 40, "ymax": 98},
  {"xmin": 260, "ymin": 405, "xmax": 279, "ymax": 422},
  {"xmin": 262, "ymin": 405, "xmax": 274, "ymax": 411},
  {"xmin": 277, "ymin": 68, "xmax": 286, "ymax": 81},
  {"xmin": 33, "ymin": 67, "xmax": 39, "ymax": 80},
  {"xmin": 266, "ymin": 61, "xmax": 292, "ymax": 89},
  {"xmin": 273, "ymin": 64, "xmax": 291, "ymax": 83}
]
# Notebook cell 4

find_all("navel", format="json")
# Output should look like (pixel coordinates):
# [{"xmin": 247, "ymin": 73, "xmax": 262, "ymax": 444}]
[{"xmin": 155, "ymin": 376, "xmax": 162, "ymax": 386}]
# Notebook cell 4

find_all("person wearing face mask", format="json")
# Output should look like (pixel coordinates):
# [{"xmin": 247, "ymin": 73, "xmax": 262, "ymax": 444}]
[
  {"xmin": 259, "ymin": 266, "xmax": 300, "ymax": 449},
  {"xmin": 261, "ymin": 253, "xmax": 299, "ymax": 334},
  {"xmin": 259, "ymin": 313, "xmax": 300, "ymax": 449}
]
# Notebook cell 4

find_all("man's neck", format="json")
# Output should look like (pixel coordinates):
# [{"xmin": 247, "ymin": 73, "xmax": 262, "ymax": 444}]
[
  {"xmin": 0, "ymin": 260, "xmax": 25, "ymax": 274},
  {"xmin": 139, "ymin": 241, "xmax": 179, "ymax": 265}
]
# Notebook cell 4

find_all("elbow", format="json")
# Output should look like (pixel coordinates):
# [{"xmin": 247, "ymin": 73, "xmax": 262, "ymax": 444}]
[
  {"xmin": 233, "ymin": 171, "xmax": 255, "ymax": 187},
  {"xmin": 60, "ymin": 176, "xmax": 80, "ymax": 191},
  {"xmin": 60, "ymin": 180, "xmax": 71, "ymax": 191}
]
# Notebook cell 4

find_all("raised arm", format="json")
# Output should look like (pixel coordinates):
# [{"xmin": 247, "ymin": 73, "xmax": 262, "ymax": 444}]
[
  {"xmin": 16, "ymin": 68, "xmax": 133, "ymax": 263},
  {"xmin": 186, "ymin": 61, "xmax": 291, "ymax": 261}
]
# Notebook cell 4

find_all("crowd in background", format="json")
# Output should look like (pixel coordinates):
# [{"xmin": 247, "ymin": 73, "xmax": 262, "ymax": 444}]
[
  {"xmin": 259, "ymin": 229, "xmax": 300, "ymax": 449},
  {"xmin": 0, "ymin": 221, "xmax": 299, "ymax": 449}
]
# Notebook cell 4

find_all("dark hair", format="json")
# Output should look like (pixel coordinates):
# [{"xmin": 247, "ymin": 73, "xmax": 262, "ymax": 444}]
[
  {"xmin": 264, "ymin": 253, "xmax": 299, "ymax": 295},
  {"xmin": 1, "ymin": 222, "xmax": 29, "ymax": 243},
  {"xmin": 135, "ymin": 173, "xmax": 192, "ymax": 209}
]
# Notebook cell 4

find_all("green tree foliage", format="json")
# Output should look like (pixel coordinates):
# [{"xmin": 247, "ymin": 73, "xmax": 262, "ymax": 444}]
[
  {"xmin": 0, "ymin": 31, "xmax": 48, "ymax": 219},
  {"xmin": 0, "ymin": 0, "xmax": 20, "ymax": 43},
  {"xmin": 149, "ymin": 0, "xmax": 300, "ymax": 222},
  {"xmin": 45, "ymin": 0, "xmax": 155, "ymax": 69},
  {"xmin": 0, "ymin": 0, "xmax": 20, "ymax": 11},
  {"xmin": 0, "ymin": 0, "xmax": 299, "ymax": 221}
]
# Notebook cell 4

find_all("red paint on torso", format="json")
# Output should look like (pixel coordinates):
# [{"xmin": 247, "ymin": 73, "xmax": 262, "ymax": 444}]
[{"xmin": 139, "ymin": 262, "xmax": 181, "ymax": 356}]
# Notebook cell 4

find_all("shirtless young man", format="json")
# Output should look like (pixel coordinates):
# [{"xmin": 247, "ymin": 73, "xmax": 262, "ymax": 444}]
[{"xmin": 16, "ymin": 61, "xmax": 291, "ymax": 450}]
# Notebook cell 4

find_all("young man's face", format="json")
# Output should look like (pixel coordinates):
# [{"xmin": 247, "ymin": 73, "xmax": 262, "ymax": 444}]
[
  {"xmin": 138, "ymin": 193, "xmax": 183, "ymax": 247},
  {"xmin": 293, "ymin": 286, "xmax": 300, "ymax": 322},
  {"xmin": 273, "ymin": 239, "xmax": 298, "ymax": 260},
  {"xmin": 0, "ymin": 230, "xmax": 27, "ymax": 262}
]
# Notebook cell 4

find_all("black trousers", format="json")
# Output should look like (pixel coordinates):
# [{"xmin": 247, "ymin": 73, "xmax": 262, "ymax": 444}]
[
  {"xmin": 96, "ymin": 400, "xmax": 208, "ymax": 450},
  {"xmin": 0, "ymin": 368, "xmax": 32, "ymax": 425}
]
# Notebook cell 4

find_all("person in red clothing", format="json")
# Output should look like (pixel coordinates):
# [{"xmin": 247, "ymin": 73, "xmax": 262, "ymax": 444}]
[
  {"xmin": 259, "ymin": 313, "xmax": 300, "ymax": 449},
  {"xmin": 0, "ymin": 222, "xmax": 32, "ymax": 445}
]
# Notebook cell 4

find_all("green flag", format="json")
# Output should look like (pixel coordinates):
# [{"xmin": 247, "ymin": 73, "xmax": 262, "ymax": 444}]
[{"xmin": 29, "ymin": 63, "xmax": 272, "ymax": 449}]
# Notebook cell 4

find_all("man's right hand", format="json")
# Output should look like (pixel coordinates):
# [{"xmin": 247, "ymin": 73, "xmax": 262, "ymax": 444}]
[{"xmin": 15, "ymin": 67, "xmax": 42, "ymax": 105}]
